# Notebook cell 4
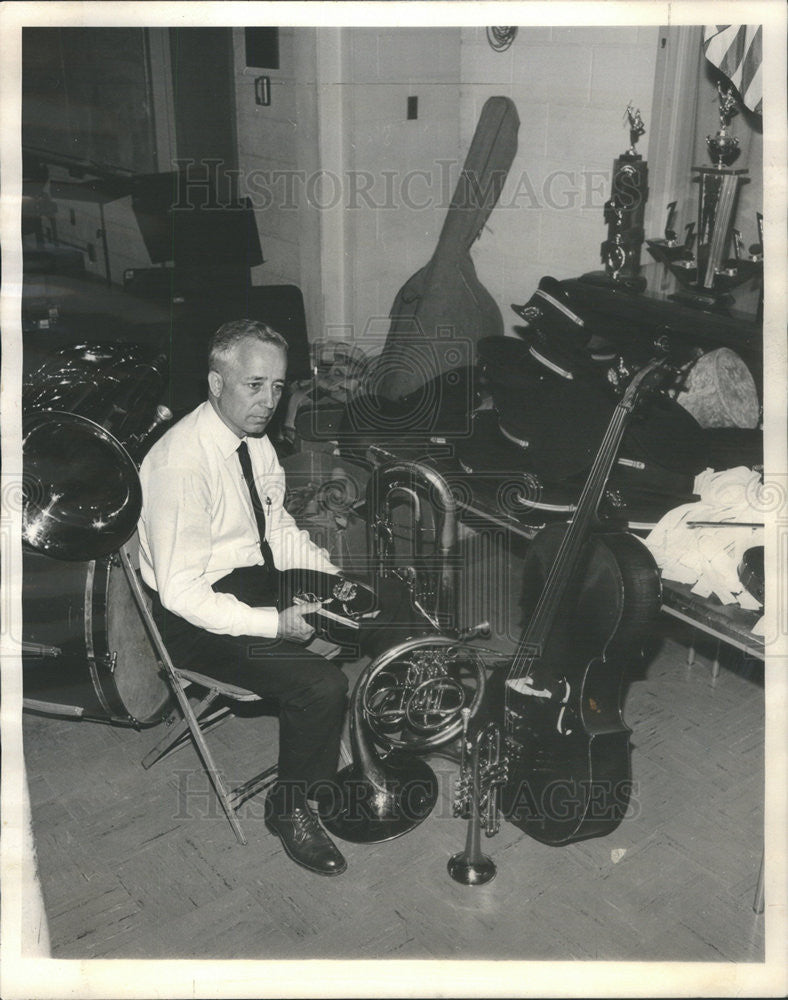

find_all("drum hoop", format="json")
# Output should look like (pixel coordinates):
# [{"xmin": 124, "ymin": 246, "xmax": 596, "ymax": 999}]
[{"xmin": 84, "ymin": 557, "xmax": 136, "ymax": 723}]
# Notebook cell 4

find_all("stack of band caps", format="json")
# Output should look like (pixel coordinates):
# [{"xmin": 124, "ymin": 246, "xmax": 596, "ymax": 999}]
[{"xmin": 455, "ymin": 277, "xmax": 710, "ymax": 523}]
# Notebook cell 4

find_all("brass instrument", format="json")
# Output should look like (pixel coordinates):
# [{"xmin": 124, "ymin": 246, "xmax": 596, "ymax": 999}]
[
  {"xmin": 448, "ymin": 708, "xmax": 507, "ymax": 885},
  {"xmin": 22, "ymin": 342, "xmax": 171, "ymax": 561},
  {"xmin": 367, "ymin": 459, "xmax": 459, "ymax": 630},
  {"xmin": 365, "ymin": 458, "xmax": 488, "ymax": 750},
  {"xmin": 318, "ymin": 627, "xmax": 490, "ymax": 844},
  {"xmin": 318, "ymin": 458, "xmax": 490, "ymax": 844},
  {"xmin": 360, "ymin": 634, "xmax": 487, "ymax": 751},
  {"xmin": 318, "ymin": 642, "xmax": 440, "ymax": 843}
]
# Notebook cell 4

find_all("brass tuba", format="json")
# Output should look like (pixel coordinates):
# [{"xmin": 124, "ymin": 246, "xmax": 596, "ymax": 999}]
[{"xmin": 22, "ymin": 342, "xmax": 171, "ymax": 561}]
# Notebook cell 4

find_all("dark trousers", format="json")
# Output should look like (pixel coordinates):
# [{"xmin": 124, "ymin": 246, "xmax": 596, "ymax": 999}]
[{"xmin": 151, "ymin": 565, "xmax": 349, "ymax": 800}]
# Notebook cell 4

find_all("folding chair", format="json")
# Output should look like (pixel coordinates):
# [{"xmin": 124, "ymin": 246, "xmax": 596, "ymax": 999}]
[{"xmin": 119, "ymin": 544, "xmax": 277, "ymax": 845}]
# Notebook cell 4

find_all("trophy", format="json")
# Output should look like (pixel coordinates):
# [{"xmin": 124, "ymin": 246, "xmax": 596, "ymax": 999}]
[
  {"xmin": 599, "ymin": 104, "xmax": 649, "ymax": 288},
  {"xmin": 646, "ymin": 84, "xmax": 761, "ymax": 309}
]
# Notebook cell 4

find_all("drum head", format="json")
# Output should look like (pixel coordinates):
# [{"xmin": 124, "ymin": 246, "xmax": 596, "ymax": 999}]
[
  {"xmin": 23, "ymin": 411, "xmax": 141, "ymax": 561},
  {"xmin": 106, "ymin": 546, "xmax": 171, "ymax": 724},
  {"xmin": 676, "ymin": 348, "xmax": 760, "ymax": 429}
]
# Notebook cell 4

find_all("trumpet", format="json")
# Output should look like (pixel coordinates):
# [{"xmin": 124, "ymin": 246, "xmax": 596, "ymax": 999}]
[{"xmin": 448, "ymin": 708, "xmax": 508, "ymax": 886}]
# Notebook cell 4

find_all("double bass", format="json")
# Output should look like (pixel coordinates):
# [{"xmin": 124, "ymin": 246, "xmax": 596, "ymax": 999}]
[{"xmin": 485, "ymin": 361, "xmax": 667, "ymax": 845}]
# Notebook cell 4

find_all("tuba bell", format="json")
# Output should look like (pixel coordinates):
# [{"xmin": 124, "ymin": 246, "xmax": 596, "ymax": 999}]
[{"xmin": 22, "ymin": 342, "xmax": 172, "ymax": 561}]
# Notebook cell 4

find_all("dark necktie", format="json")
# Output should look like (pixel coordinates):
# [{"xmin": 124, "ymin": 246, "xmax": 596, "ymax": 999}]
[{"xmin": 237, "ymin": 440, "xmax": 275, "ymax": 569}]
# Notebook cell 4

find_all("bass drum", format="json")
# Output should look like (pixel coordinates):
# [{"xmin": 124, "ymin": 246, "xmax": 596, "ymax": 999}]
[{"xmin": 23, "ymin": 537, "xmax": 172, "ymax": 726}]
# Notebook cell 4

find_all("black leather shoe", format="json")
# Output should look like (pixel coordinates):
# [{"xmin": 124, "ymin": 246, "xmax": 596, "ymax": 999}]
[{"xmin": 266, "ymin": 804, "xmax": 347, "ymax": 876}]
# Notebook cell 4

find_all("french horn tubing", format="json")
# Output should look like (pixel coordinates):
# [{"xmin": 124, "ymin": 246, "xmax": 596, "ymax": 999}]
[{"xmin": 317, "ymin": 643, "xmax": 440, "ymax": 844}]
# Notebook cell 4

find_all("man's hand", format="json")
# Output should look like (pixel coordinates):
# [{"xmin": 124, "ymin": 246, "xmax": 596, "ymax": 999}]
[{"xmin": 277, "ymin": 602, "xmax": 321, "ymax": 643}]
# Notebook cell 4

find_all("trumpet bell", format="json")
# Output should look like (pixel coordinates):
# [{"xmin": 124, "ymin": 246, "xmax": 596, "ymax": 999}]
[
  {"xmin": 318, "ymin": 750, "xmax": 439, "ymax": 844},
  {"xmin": 447, "ymin": 849, "xmax": 496, "ymax": 886}
]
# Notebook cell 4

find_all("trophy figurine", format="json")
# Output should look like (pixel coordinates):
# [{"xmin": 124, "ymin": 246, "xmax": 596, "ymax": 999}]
[
  {"xmin": 706, "ymin": 85, "xmax": 741, "ymax": 167},
  {"xmin": 625, "ymin": 103, "xmax": 646, "ymax": 157}
]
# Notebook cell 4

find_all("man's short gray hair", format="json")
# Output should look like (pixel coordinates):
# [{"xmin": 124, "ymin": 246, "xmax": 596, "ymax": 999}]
[{"xmin": 208, "ymin": 319, "xmax": 288, "ymax": 373}]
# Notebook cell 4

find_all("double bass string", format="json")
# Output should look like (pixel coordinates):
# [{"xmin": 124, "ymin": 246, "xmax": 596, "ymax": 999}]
[
  {"xmin": 503, "ymin": 401, "xmax": 631, "ymax": 733},
  {"xmin": 506, "ymin": 400, "xmax": 630, "ymax": 692},
  {"xmin": 504, "ymin": 360, "xmax": 662, "ymax": 699}
]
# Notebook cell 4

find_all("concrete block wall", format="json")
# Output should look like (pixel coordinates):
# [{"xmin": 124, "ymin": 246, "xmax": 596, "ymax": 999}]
[
  {"xmin": 340, "ymin": 27, "xmax": 462, "ymax": 354},
  {"xmin": 232, "ymin": 27, "xmax": 301, "ymax": 289},
  {"xmin": 459, "ymin": 25, "xmax": 660, "ymax": 335}
]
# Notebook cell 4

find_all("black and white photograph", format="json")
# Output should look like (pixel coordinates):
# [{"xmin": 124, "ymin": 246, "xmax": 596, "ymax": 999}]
[{"xmin": 1, "ymin": 2, "xmax": 786, "ymax": 997}]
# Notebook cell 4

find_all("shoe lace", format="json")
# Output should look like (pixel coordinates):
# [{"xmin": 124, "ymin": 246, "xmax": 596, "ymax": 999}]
[{"xmin": 292, "ymin": 806, "xmax": 323, "ymax": 837}]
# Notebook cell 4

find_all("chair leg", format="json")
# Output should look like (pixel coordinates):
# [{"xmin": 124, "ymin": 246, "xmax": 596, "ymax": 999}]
[
  {"xmin": 142, "ymin": 713, "xmax": 194, "ymax": 769},
  {"xmin": 142, "ymin": 692, "xmax": 233, "ymax": 769},
  {"xmin": 175, "ymin": 696, "xmax": 249, "ymax": 845},
  {"xmin": 119, "ymin": 545, "xmax": 247, "ymax": 846},
  {"xmin": 142, "ymin": 693, "xmax": 215, "ymax": 768},
  {"xmin": 229, "ymin": 764, "xmax": 278, "ymax": 807}
]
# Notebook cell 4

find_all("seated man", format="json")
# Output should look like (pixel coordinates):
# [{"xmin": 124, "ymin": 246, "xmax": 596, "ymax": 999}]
[{"xmin": 138, "ymin": 319, "xmax": 349, "ymax": 877}]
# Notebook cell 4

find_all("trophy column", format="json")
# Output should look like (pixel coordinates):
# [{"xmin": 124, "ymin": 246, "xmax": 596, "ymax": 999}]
[
  {"xmin": 646, "ymin": 84, "xmax": 760, "ymax": 310},
  {"xmin": 600, "ymin": 105, "xmax": 649, "ymax": 286}
]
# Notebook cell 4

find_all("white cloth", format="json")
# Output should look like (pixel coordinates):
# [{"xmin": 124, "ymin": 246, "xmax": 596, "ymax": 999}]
[
  {"xmin": 644, "ymin": 466, "xmax": 764, "ymax": 610},
  {"xmin": 138, "ymin": 401, "xmax": 339, "ymax": 638}
]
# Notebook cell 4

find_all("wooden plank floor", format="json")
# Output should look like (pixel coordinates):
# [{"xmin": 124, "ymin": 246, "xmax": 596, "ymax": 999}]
[{"xmin": 22, "ymin": 620, "xmax": 765, "ymax": 963}]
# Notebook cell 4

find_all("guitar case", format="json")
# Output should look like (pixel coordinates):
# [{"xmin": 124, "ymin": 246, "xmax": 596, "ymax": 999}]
[{"xmin": 376, "ymin": 96, "xmax": 520, "ymax": 402}]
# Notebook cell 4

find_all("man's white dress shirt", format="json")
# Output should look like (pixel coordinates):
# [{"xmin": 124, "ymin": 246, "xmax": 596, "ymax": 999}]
[{"xmin": 138, "ymin": 401, "xmax": 339, "ymax": 639}]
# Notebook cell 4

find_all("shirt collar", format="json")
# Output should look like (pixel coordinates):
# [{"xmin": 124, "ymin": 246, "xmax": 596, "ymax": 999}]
[{"xmin": 200, "ymin": 400, "xmax": 247, "ymax": 461}]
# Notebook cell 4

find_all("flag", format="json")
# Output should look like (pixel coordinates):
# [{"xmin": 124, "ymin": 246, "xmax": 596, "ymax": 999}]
[{"xmin": 702, "ymin": 25, "xmax": 763, "ymax": 115}]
